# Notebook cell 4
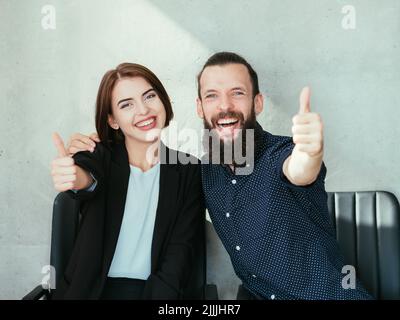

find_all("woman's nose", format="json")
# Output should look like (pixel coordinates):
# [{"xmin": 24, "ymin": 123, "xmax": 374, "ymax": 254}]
[{"xmin": 136, "ymin": 101, "xmax": 150, "ymax": 115}]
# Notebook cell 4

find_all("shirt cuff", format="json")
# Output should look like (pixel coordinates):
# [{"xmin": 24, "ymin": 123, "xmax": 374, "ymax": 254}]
[
  {"xmin": 277, "ymin": 147, "xmax": 326, "ymax": 191},
  {"xmin": 70, "ymin": 172, "xmax": 98, "ymax": 193}
]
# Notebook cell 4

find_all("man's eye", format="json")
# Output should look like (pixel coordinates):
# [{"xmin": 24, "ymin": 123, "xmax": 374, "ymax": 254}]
[
  {"xmin": 205, "ymin": 94, "xmax": 217, "ymax": 99},
  {"xmin": 233, "ymin": 91, "xmax": 244, "ymax": 96}
]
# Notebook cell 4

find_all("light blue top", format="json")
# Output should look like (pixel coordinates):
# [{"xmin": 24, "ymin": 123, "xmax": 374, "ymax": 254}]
[{"xmin": 108, "ymin": 162, "xmax": 160, "ymax": 280}]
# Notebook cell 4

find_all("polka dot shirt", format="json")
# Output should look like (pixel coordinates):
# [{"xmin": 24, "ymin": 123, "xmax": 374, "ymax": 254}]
[{"xmin": 201, "ymin": 127, "xmax": 373, "ymax": 300}]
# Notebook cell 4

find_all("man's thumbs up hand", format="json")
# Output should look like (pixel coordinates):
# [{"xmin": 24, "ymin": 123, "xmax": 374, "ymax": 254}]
[
  {"xmin": 292, "ymin": 87, "xmax": 324, "ymax": 157},
  {"xmin": 299, "ymin": 86, "xmax": 311, "ymax": 114},
  {"xmin": 51, "ymin": 132, "xmax": 77, "ymax": 192}
]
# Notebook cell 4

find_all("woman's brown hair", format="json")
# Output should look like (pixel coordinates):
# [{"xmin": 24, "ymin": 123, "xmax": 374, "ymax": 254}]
[{"xmin": 95, "ymin": 63, "xmax": 174, "ymax": 146}]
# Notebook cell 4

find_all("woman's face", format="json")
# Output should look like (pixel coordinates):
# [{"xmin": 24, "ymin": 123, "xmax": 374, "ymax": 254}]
[{"xmin": 108, "ymin": 77, "xmax": 167, "ymax": 144}]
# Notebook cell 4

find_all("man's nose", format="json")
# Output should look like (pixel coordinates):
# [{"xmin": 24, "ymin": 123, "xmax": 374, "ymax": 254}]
[{"xmin": 218, "ymin": 95, "xmax": 232, "ymax": 112}]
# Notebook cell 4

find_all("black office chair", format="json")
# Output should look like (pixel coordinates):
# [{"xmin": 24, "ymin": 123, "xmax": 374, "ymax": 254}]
[
  {"xmin": 327, "ymin": 191, "xmax": 400, "ymax": 299},
  {"xmin": 23, "ymin": 192, "xmax": 218, "ymax": 300}
]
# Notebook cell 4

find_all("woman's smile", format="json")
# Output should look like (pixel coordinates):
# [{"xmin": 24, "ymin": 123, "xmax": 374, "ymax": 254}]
[{"xmin": 134, "ymin": 115, "xmax": 157, "ymax": 131}]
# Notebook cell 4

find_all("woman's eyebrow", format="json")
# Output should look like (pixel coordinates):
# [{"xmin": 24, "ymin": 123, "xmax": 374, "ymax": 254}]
[
  {"xmin": 142, "ymin": 88, "xmax": 155, "ymax": 97},
  {"xmin": 117, "ymin": 88, "xmax": 154, "ymax": 105},
  {"xmin": 117, "ymin": 97, "xmax": 133, "ymax": 105}
]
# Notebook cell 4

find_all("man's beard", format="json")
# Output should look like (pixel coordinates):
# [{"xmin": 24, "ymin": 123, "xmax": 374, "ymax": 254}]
[{"xmin": 202, "ymin": 106, "xmax": 257, "ymax": 167}]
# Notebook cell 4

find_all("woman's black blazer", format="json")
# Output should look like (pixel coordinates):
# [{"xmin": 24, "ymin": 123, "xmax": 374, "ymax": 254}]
[{"xmin": 53, "ymin": 141, "xmax": 205, "ymax": 299}]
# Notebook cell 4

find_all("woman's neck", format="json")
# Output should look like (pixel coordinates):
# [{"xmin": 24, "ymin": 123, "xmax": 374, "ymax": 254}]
[{"xmin": 125, "ymin": 138, "xmax": 160, "ymax": 172}]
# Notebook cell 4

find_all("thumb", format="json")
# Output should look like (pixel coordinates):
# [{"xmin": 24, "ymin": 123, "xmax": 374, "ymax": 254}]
[
  {"xmin": 299, "ymin": 86, "xmax": 311, "ymax": 114},
  {"xmin": 52, "ymin": 132, "xmax": 68, "ymax": 157}
]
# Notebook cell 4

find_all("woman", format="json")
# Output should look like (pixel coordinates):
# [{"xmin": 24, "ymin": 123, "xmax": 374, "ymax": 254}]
[{"xmin": 50, "ymin": 63, "xmax": 205, "ymax": 299}]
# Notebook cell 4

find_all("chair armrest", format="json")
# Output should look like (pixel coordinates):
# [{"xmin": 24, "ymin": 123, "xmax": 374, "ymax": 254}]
[
  {"xmin": 22, "ymin": 285, "xmax": 49, "ymax": 300},
  {"xmin": 205, "ymin": 284, "xmax": 218, "ymax": 300}
]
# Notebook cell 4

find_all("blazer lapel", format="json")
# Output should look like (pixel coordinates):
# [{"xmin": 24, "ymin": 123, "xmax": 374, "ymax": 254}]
[
  {"xmin": 150, "ymin": 146, "xmax": 180, "ymax": 272},
  {"xmin": 102, "ymin": 143, "xmax": 130, "ymax": 276}
]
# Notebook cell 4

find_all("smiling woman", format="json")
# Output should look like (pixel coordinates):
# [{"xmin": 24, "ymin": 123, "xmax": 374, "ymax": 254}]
[
  {"xmin": 95, "ymin": 64, "xmax": 173, "ymax": 150},
  {"xmin": 49, "ymin": 63, "xmax": 205, "ymax": 299},
  {"xmin": 107, "ymin": 77, "xmax": 167, "ymax": 156}
]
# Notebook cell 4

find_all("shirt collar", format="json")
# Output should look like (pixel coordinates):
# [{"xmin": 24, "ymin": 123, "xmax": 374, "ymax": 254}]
[{"xmin": 223, "ymin": 121, "xmax": 267, "ymax": 174}]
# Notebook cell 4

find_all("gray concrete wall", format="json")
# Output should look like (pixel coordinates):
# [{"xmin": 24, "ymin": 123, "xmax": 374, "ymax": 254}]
[{"xmin": 1, "ymin": 0, "xmax": 399, "ymax": 299}]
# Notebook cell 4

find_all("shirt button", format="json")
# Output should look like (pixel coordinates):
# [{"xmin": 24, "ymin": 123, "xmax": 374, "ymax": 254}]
[
  {"xmin": 271, "ymin": 294, "xmax": 275, "ymax": 300},
  {"xmin": 235, "ymin": 245, "xmax": 241, "ymax": 251},
  {"xmin": 252, "ymin": 274, "xmax": 257, "ymax": 278},
  {"xmin": 231, "ymin": 179, "xmax": 237, "ymax": 184},
  {"xmin": 226, "ymin": 212, "xmax": 230, "ymax": 218}
]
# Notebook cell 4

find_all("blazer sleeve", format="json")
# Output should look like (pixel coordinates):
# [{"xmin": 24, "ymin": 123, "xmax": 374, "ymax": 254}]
[
  {"xmin": 65, "ymin": 142, "xmax": 108, "ymax": 202},
  {"xmin": 142, "ymin": 164, "xmax": 205, "ymax": 299}
]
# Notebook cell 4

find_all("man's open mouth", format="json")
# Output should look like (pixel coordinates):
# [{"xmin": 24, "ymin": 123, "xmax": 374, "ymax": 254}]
[
  {"xmin": 216, "ymin": 118, "xmax": 240, "ymax": 129},
  {"xmin": 213, "ymin": 117, "xmax": 242, "ymax": 140}
]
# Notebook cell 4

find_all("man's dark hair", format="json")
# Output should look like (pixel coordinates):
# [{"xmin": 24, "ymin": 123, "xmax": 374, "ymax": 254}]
[{"xmin": 197, "ymin": 52, "xmax": 260, "ymax": 99}]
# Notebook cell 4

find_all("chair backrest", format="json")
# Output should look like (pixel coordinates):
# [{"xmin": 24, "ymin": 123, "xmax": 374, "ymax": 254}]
[
  {"xmin": 49, "ymin": 192, "xmax": 206, "ymax": 299},
  {"xmin": 51, "ymin": 191, "xmax": 400, "ymax": 299},
  {"xmin": 50, "ymin": 193, "xmax": 80, "ymax": 294},
  {"xmin": 327, "ymin": 191, "xmax": 400, "ymax": 299}
]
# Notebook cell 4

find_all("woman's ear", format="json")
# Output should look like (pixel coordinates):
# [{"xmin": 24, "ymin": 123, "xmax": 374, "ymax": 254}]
[
  {"xmin": 107, "ymin": 114, "xmax": 119, "ymax": 130},
  {"xmin": 254, "ymin": 93, "xmax": 264, "ymax": 115}
]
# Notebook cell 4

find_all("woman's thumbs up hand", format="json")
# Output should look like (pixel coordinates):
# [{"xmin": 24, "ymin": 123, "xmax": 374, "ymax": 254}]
[{"xmin": 51, "ymin": 132, "xmax": 78, "ymax": 192}]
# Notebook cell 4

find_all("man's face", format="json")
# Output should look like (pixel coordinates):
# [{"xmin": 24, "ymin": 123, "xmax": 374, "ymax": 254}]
[{"xmin": 196, "ymin": 63, "xmax": 263, "ymax": 142}]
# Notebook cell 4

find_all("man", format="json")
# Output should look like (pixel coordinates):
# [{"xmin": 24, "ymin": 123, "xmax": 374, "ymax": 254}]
[{"xmin": 66, "ymin": 52, "xmax": 372, "ymax": 300}]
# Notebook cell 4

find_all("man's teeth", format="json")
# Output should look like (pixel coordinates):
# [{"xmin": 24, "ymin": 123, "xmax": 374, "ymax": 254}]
[
  {"xmin": 136, "ymin": 118, "xmax": 155, "ymax": 127},
  {"xmin": 217, "ymin": 118, "xmax": 239, "ymax": 126}
]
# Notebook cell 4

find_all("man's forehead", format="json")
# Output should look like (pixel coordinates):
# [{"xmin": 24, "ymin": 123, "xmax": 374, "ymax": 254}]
[{"xmin": 200, "ymin": 63, "xmax": 252, "ymax": 90}]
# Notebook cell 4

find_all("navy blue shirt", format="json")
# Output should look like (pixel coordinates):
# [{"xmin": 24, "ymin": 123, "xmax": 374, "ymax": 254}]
[{"xmin": 201, "ymin": 126, "xmax": 372, "ymax": 300}]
